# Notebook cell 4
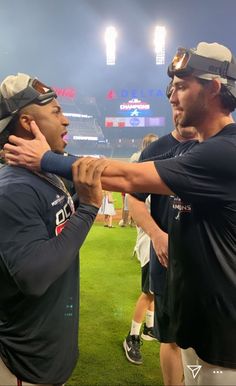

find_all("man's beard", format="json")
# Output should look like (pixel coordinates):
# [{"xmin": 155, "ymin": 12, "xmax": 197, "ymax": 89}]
[{"xmin": 178, "ymin": 89, "xmax": 208, "ymax": 128}]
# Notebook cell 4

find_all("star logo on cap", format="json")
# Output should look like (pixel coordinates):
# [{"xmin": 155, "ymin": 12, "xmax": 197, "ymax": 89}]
[{"xmin": 187, "ymin": 365, "xmax": 202, "ymax": 379}]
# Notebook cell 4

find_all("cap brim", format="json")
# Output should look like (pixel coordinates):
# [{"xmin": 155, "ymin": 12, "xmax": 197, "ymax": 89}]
[{"xmin": 0, "ymin": 116, "xmax": 13, "ymax": 133}]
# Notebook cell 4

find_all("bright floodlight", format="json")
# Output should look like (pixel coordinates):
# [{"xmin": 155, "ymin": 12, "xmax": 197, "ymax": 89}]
[
  {"xmin": 105, "ymin": 26, "xmax": 117, "ymax": 65},
  {"xmin": 154, "ymin": 26, "xmax": 166, "ymax": 65}
]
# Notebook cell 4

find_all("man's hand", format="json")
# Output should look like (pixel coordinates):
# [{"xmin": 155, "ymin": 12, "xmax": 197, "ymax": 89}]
[
  {"xmin": 128, "ymin": 194, "xmax": 169, "ymax": 267},
  {"xmin": 3, "ymin": 121, "xmax": 50, "ymax": 171},
  {"xmin": 72, "ymin": 157, "xmax": 110, "ymax": 208},
  {"xmin": 151, "ymin": 230, "xmax": 168, "ymax": 268}
]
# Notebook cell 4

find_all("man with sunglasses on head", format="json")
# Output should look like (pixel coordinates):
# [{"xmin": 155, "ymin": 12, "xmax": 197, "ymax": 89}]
[
  {"xmin": 0, "ymin": 73, "xmax": 106, "ymax": 386},
  {"xmin": 67, "ymin": 41, "xmax": 236, "ymax": 386},
  {"xmin": 4, "ymin": 42, "xmax": 236, "ymax": 385}
]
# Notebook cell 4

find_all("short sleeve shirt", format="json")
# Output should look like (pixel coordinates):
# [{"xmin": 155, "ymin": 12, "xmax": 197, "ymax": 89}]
[
  {"xmin": 132, "ymin": 134, "xmax": 179, "ymax": 293},
  {"xmin": 155, "ymin": 124, "xmax": 236, "ymax": 368}
]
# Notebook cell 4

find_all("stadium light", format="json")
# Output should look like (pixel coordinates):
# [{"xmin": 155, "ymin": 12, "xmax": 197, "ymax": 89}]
[
  {"xmin": 105, "ymin": 26, "xmax": 117, "ymax": 65},
  {"xmin": 154, "ymin": 26, "xmax": 166, "ymax": 65}
]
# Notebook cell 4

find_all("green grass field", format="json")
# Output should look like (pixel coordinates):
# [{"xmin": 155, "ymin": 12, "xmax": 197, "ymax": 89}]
[
  {"xmin": 67, "ymin": 222, "xmax": 163, "ymax": 386},
  {"xmin": 112, "ymin": 191, "xmax": 123, "ymax": 209}
]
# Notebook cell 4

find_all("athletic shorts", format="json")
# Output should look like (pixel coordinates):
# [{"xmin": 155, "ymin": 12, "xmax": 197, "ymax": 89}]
[
  {"xmin": 153, "ymin": 293, "xmax": 176, "ymax": 343},
  {"xmin": 141, "ymin": 262, "xmax": 150, "ymax": 293}
]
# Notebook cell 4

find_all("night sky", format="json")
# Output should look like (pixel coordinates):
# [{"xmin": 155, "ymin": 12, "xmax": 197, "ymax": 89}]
[{"xmin": 0, "ymin": 0, "xmax": 235, "ymax": 136}]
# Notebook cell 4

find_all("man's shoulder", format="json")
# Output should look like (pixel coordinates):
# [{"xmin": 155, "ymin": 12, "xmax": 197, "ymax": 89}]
[
  {"xmin": 0, "ymin": 166, "xmax": 38, "ymax": 185},
  {"xmin": 0, "ymin": 166, "xmax": 54, "ymax": 196},
  {"xmin": 174, "ymin": 140, "xmax": 198, "ymax": 156},
  {"xmin": 150, "ymin": 133, "xmax": 174, "ymax": 148},
  {"xmin": 0, "ymin": 165, "xmax": 28, "ymax": 183},
  {"xmin": 141, "ymin": 133, "xmax": 177, "ymax": 159}
]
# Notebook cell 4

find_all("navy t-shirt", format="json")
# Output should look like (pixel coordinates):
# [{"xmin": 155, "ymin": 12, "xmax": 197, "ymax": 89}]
[
  {"xmin": 132, "ymin": 133, "xmax": 178, "ymax": 294},
  {"xmin": 155, "ymin": 124, "xmax": 236, "ymax": 368},
  {"xmin": 0, "ymin": 166, "xmax": 98, "ymax": 383}
]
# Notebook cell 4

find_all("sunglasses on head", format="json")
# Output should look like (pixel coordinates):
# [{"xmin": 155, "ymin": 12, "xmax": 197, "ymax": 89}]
[
  {"xmin": 0, "ymin": 78, "xmax": 57, "ymax": 120},
  {"xmin": 168, "ymin": 47, "xmax": 236, "ymax": 80}
]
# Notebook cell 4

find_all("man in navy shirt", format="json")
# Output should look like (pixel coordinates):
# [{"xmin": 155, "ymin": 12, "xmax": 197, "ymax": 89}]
[
  {"xmin": 128, "ymin": 112, "xmax": 197, "ymax": 385},
  {"xmin": 0, "ymin": 73, "xmax": 105, "ymax": 386},
  {"xmin": 71, "ymin": 42, "xmax": 236, "ymax": 386}
]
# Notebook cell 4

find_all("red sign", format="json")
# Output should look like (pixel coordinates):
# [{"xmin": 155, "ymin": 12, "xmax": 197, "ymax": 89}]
[{"xmin": 53, "ymin": 87, "xmax": 76, "ymax": 99}]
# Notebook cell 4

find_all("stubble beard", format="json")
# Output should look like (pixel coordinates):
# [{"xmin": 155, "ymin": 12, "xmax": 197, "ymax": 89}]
[{"xmin": 178, "ymin": 89, "xmax": 208, "ymax": 129}]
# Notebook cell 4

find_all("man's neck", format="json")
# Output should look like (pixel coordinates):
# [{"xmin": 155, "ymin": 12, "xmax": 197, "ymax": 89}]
[
  {"xmin": 172, "ymin": 130, "xmax": 198, "ymax": 142},
  {"xmin": 196, "ymin": 113, "xmax": 234, "ymax": 142}
]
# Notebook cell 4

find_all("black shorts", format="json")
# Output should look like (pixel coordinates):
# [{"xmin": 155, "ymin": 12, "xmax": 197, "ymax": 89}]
[
  {"xmin": 141, "ymin": 262, "xmax": 150, "ymax": 293},
  {"xmin": 153, "ymin": 293, "xmax": 176, "ymax": 343}
]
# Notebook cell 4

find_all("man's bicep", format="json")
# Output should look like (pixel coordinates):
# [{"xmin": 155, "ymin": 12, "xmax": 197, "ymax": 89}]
[{"xmin": 132, "ymin": 162, "xmax": 173, "ymax": 195}]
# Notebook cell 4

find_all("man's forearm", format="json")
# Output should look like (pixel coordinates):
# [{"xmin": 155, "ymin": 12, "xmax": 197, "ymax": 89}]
[
  {"xmin": 101, "ymin": 159, "xmax": 172, "ymax": 195},
  {"xmin": 41, "ymin": 151, "xmax": 77, "ymax": 180},
  {"xmin": 42, "ymin": 154, "xmax": 173, "ymax": 196},
  {"xmin": 14, "ymin": 203, "xmax": 98, "ymax": 296}
]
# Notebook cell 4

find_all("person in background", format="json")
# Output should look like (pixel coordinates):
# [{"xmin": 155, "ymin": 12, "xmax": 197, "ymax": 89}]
[
  {"xmin": 123, "ymin": 133, "xmax": 158, "ymax": 365},
  {"xmin": 99, "ymin": 190, "xmax": 116, "ymax": 228},
  {"xmin": 130, "ymin": 133, "xmax": 158, "ymax": 163},
  {"xmin": 118, "ymin": 192, "xmax": 130, "ymax": 227},
  {"xmin": 128, "ymin": 108, "xmax": 198, "ymax": 382},
  {"xmin": 119, "ymin": 134, "xmax": 158, "ymax": 228},
  {"xmin": 73, "ymin": 42, "xmax": 236, "ymax": 386}
]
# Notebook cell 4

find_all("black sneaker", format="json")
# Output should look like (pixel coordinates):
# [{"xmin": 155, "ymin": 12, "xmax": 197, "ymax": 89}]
[
  {"xmin": 123, "ymin": 333, "xmax": 142, "ymax": 365},
  {"xmin": 141, "ymin": 324, "xmax": 157, "ymax": 341}
]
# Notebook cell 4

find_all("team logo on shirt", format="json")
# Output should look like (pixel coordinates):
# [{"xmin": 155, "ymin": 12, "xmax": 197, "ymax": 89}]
[
  {"xmin": 55, "ymin": 198, "xmax": 74, "ymax": 235},
  {"xmin": 55, "ymin": 220, "xmax": 68, "ymax": 235},
  {"xmin": 51, "ymin": 194, "xmax": 65, "ymax": 206},
  {"xmin": 172, "ymin": 196, "xmax": 191, "ymax": 220}
]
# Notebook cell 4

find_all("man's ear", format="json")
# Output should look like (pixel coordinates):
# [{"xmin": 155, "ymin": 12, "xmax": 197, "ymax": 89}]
[
  {"xmin": 18, "ymin": 114, "xmax": 34, "ymax": 133},
  {"xmin": 209, "ymin": 78, "xmax": 222, "ymax": 98}
]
